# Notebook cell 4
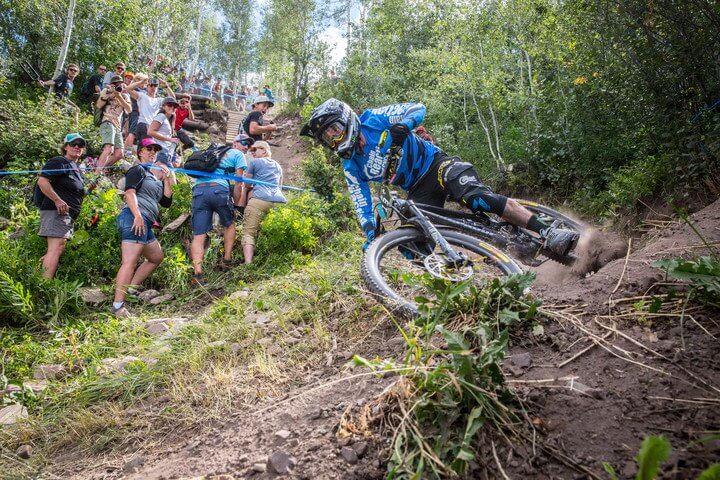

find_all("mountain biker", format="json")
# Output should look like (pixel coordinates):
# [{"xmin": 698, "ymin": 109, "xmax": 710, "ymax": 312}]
[{"xmin": 300, "ymin": 99, "xmax": 579, "ymax": 256}]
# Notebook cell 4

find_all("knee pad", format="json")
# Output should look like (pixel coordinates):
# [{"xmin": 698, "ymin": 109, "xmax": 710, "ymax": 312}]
[{"xmin": 440, "ymin": 160, "xmax": 507, "ymax": 215}]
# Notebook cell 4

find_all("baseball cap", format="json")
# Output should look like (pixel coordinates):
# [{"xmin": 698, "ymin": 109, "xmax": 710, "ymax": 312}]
[
  {"xmin": 63, "ymin": 133, "xmax": 86, "ymax": 146},
  {"xmin": 124, "ymin": 71, "xmax": 134, "ymax": 78},
  {"xmin": 148, "ymin": 78, "xmax": 160, "ymax": 86},
  {"xmin": 234, "ymin": 134, "xmax": 254, "ymax": 145},
  {"xmin": 139, "ymin": 137, "xmax": 162, "ymax": 152},
  {"xmin": 161, "ymin": 97, "xmax": 179, "ymax": 107},
  {"xmin": 252, "ymin": 95, "xmax": 274, "ymax": 107},
  {"xmin": 109, "ymin": 75, "xmax": 123, "ymax": 84}
]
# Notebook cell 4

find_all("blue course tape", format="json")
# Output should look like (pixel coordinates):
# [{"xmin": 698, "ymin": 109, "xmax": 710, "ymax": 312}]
[
  {"xmin": 0, "ymin": 165, "xmax": 124, "ymax": 176},
  {"xmin": 0, "ymin": 163, "xmax": 314, "ymax": 193}
]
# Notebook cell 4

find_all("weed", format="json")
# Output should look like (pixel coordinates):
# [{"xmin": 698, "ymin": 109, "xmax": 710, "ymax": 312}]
[{"xmin": 354, "ymin": 273, "xmax": 538, "ymax": 479}]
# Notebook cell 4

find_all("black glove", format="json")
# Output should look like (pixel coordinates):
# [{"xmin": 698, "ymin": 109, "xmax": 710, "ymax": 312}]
[{"xmin": 389, "ymin": 124, "xmax": 410, "ymax": 147}]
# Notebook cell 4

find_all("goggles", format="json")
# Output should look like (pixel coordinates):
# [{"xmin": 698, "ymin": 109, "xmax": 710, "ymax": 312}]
[{"xmin": 321, "ymin": 122, "xmax": 346, "ymax": 149}]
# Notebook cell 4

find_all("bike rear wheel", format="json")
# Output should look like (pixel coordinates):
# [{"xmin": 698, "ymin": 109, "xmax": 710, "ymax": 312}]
[{"xmin": 362, "ymin": 227, "xmax": 523, "ymax": 319}]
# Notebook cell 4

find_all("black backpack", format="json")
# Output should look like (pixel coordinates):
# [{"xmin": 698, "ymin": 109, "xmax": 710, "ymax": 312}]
[{"xmin": 183, "ymin": 144, "xmax": 232, "ymax": 178}]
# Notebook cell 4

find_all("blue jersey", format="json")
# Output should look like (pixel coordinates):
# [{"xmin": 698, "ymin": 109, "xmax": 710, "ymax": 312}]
[{"xmin": 343, "ymin": 103, "xmax": 439, "ymax": 231}]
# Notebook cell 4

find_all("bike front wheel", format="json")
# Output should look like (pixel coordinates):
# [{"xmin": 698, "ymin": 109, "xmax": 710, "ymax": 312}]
[{"xmin": 362, "ymin": 227, "xmax": 523, "ymax": 319}]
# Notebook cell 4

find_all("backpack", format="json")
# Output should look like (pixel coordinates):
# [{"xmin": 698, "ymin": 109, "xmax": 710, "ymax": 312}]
[{"xmin": 183, "ymin": 144, "xmax": 232, "ymax": 178}]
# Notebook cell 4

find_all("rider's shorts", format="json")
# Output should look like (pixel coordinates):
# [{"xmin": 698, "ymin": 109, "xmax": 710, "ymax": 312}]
[{"xmin": 407, "ymin": 152, "xmax": 507, "ymax": 215}]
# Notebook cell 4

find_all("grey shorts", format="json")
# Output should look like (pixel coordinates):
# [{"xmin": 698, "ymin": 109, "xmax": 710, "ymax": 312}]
[
  {"xmin": 38, "ymin": 210, "xmax": 74, "ymax": 239},
  {"xmin": 100, "ymin": 121, "xmax": 123, "ymax": 149}
]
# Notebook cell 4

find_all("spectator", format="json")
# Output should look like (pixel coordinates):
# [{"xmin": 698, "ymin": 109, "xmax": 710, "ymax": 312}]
[
  {"xmin": 189, "ymin": 141, "xmax": 247, "ymax": 286},
  {"xmin": 148, "ymin": 97, "xmax": 180, "ymax": 166},
  {"xmin": 263, "ymin": 84, "xmax": 273, "ymax": 99},
  {"xmin": 103, "ymin": 62, "xmax": 126, "ymax": 87},
  {"xmin": 239, "ymin": 141, "xmax": 286, "ymax": 264},
  {"xmin": 123, "ymin": 72, "xmax": 144, "ymax": 156},
  {"xmin": 79, "ymin": 65, "xmax": 106, "ymax": 110},
  {"xmin": 174, "ymin": 94, "xmax": 196, "ymax": 151},
  {"xmin": 242, "ymin": 95, "xmax": 276, "ymax": 141},
  {"xmin": 230, "ymin": 133, "xmax": 254, "ymax": 206},
  {"xmin": 237, "ymin": 85, "xmax": 249, "ymax": 111},
  {"xmin": 127, "ymin": 77, "xmax": 174, "ymax": 144},
  {"xmin": 95, "ymin": 75, "xmax": 132, "ymax": 170},
  {"xmin": 111, "ymin": 138, "xmax": 176, "ymax": 317},
  {"xmin": 34, "ymin": 133, "xmax": 89, "ymax": 278},
  {"xmin": 212, "ymin": 79, "xmax": 222, "ymax": 100},
  {"xmin": 39, "ymin": 63, "xmax": 79, "ymax": 99}
]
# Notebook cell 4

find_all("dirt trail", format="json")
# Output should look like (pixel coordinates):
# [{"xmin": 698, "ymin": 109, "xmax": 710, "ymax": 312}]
[{"xmin": 70, "ymin": 118, "xmax": 719, "ymax": 479}]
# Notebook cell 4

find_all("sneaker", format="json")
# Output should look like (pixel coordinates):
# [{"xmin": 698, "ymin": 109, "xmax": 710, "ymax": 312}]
[
  {"xmin": 111, "ymin": 303, "xmax": 132, "ymax": 318},
  {"xmin": 541, "ymin": 227, "xmax": 580, "ymax": 257},
  {"xmin": 191, "ymin": 274, "xmax": 208, "ymax": 288}
]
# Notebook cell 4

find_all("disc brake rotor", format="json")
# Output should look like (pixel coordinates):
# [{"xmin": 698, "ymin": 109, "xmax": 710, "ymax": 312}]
[{"xmin": 422, "ymin": 253, "xmax": 474, "ymax": 282}]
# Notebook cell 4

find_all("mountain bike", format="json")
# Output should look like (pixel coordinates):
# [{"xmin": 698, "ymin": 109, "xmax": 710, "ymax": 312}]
[{"xmin": 361, "ymin": 186, "xmax": 584, "ymax": 318}]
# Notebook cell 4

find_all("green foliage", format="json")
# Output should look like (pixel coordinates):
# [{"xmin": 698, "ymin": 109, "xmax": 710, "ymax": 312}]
[
  {"xmin": 698, "ymin": 464, "xmax": 720, "ymax": 480},
  {"xmin": 326, "ymin": 0, "xmax": 720, "ymax": 219},
  {"xmin": 635, "ymin": 435, "xmax": 672, "ymax": 480},
  {"xmin": 357, "ymin": 273, "xmax": 539, "ymax": 479},
  {"xmin": 0, "ymin": 97, "xmax": 99, "ymax": 171},
  {"xmin": 0, "ymin": 270, "xmax": 35, "ymax": 322},
  {"xmin": 653, "ymin": 256, "xmax": 720, "ymax": 304}
]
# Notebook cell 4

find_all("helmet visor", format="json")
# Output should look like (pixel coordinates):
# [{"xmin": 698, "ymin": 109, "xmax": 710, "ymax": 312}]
[{"xmin": 321, "ymin": 122, "xmax": 346, "ymax": 149}]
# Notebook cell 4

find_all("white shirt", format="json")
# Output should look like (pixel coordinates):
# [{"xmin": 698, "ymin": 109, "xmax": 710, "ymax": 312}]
[
  {"xmin": 137, "ymin": 91, "xmax": 163, "ymax": 125},
  {"xmin": 152, "ymin": 113, "xmax": 173, "ymax": 152}
]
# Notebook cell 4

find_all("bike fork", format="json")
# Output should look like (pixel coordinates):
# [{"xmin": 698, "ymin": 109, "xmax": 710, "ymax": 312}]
[{"xmin": 407, "ymin": 202, "xmax": 469, "ymax": 268}]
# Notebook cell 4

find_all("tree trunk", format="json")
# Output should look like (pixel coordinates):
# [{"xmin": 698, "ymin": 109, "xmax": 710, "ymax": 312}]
[
  {"xmin": 49, "ymin": 0, "xmax": 76, "ymax": 97},
  {"xmin": 469, "ymin": 87, "xmax": 498, "ymax": 165},
  {"xmin": 190, "ymin": 3, "xmax": 203, "ymax": 77}
]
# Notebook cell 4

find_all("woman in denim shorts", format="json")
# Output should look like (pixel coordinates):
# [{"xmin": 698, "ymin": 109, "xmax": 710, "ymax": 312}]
[{"xmin": 111, "ymin": 138, "xmax": 176, "ymax": 317}]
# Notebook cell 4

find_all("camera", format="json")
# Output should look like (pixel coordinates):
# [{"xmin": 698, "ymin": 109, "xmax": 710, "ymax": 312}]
[{"xmin": 115, "ymin": 85, "xmax": 123, "ymax": 92}]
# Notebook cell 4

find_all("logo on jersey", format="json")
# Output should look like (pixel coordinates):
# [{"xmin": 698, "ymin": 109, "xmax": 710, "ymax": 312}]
[{"xmin": 365, "ymin": 145, "xmax": 388, "ymax": 178}]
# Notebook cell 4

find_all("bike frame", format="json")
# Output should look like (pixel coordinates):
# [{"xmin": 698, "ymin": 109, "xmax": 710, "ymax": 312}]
[{"xmin": 378, "ymin": 188, "xmax": 470, "ymax": 268}]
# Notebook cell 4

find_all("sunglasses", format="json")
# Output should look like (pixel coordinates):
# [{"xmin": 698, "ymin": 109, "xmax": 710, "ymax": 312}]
[
  {"xmin": 116, "ymin": 66, "xmax": 125, "ymax": 71},
  {"xmin": 68, "ymin": 141, "xmax": 86, "ymax": 148},
  {"xmin": 68, "ymin": 68, "xmax": 78, "ymax": 72}
]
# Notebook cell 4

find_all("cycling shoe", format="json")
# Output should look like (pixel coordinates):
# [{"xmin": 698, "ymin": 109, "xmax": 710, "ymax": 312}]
[{"xmin": 541, "ymin": 227, "xmax": 580, "ymax": 257}]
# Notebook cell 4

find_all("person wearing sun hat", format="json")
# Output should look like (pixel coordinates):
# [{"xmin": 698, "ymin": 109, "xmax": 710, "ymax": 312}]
[
  {"xmin": 238, "ymin": 140, "xmax": 286, "ymax": 264},
  {"xmin": 34, "ymin": 133, "xmax": 90, "ymax": 278},
  {"xmin": 111, "ymin": 136, "xmax": 176, "ymax": 318}
]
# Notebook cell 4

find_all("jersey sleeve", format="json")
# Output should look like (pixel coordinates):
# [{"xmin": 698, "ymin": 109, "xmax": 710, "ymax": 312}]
[
  {"xmin": 40, "ymin": 157, "xmax": 68, "ymax": 178},
  {"xmin": 366, "ymin": 103, "xmax": 426, "ymax": 130},
  {"xmin": 343, "ymin": 161, "xmax": 375, "ymax": 233},
  {"xmin": 124, "ymin": 165, "xmax": 146, "ymax": 191}
]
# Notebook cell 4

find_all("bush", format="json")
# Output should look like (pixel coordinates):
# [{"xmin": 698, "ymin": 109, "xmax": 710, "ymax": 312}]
[{"xmin": 0, "ymin": 96, "xmax": 100, "ymax": 172}]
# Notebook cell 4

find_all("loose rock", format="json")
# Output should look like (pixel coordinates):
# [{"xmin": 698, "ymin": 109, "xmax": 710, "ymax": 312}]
[
  {"xmin": 123, "ymin": 455, "xmax": 145, "ymax": 473},
  {"xmin": 16, "ymin": 444, "xmax": 32, "ymax": 459},
  {"xmin": 228, "ymin": 289, "xmax": 250, "ymax": 301},
  {"xmin": 149, "ymin": 293, "xmax": 174, "ymax": 305},
  {"xmin": 275, "ymin": 429, "xmax": 292, "ymax": 444},
  {"xmin": 138, "ymin": 289, "xmax": 161, "ymax": 302},
  {"xmin": 340, "ymin": 446, "xmax": 358, "ymax": 464},
  {"xmin": 251, "ymin": 463, "xmax": 267, "ymax": 473},
  {"xmin": 144, "ymin": 320, "xmax": 170, "ymax": 335},
  {"xmin": 267, "ymin": 450, "xmax": 296, "ymax": 474},
  {"xmin": 33, "ymin": 364, "xmax": 67, "ymax": 380},
  {"xmin": 79, "ymin": 287, "xmax": 108, "ymax": 305},
  {"xmin": 0, "ymin": 404, "xmax": 28, "ymax": 425},
  {"xmin": 101, "ymin": 356, "xmax": 142, "ymax": 374},
  {"xmin": 353, "ymin": 441, "xmax": 368, "ymax": 458},
  {"xmin": 510, "ymin": 352, "xmax": 532, "ymax": 369}
]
